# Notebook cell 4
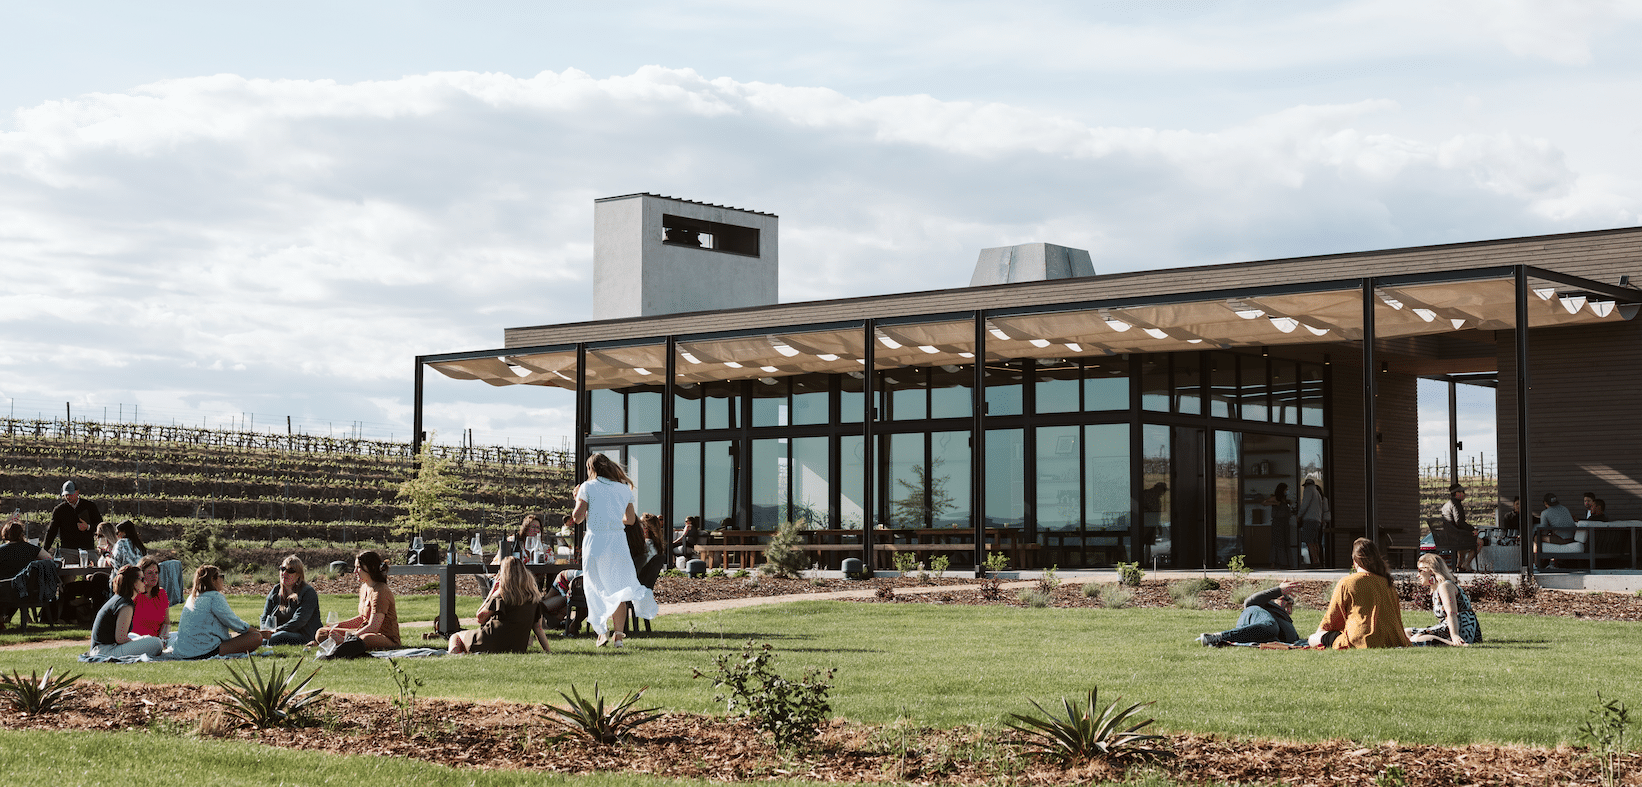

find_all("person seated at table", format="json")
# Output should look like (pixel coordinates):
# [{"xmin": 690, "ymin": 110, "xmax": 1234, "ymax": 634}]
[
  {"xmin": 1309, "ymin": 538, "xmax": 1411, "ymax": 649},
  {"xmin": 1196, "ymin": 581, "xmax": 1301, "ymax": 647},
  {"xmin": 109, "ymin": 520, "xmax": 148, "ymax": 571},
  {"xmin": 633, "ymin": 513, "xmax": 669, "ymax": 588},
  {"xmin": 260, "ymin": 555, "xmax": 321, "ymax": 646},
  {"xmin": 313, "ymin": 550, "xmax": 401, "ymax": 650},
  {"xmin": 448, "ymin": 556, "xmax": 552, "ymax": 655},
  {"xmin": 94, "ymin": 521, "xmax": 119, "ymax": 567},
  {"xmin": 1534, "ymin": 492, "xmax": 1578, "ymax": 569},
  {"xmin": 0, "ymin": 518, "xmax": 53, "ymax": 629},
  {"xmin": 1589, "ymin": 498, "xmax": 1609, "ymax": 522},
  {"xmin": 494, "ymin": 514, "xmax": 544, "ymax": 564},
  {"xmin": 673, "ymin": 516, "xmax": 703, "ymax": 562},
  {"xmin": 130, "ymin": 556, "xmax": 170, "ymax": 640},
  {"xmin": 172, "ymin": 565, "xmax": 263, "ymax": 659},
  {"xmin": 1407, "ymin": 554, "xmax": 1481, "ymax": 647},
  {"xmin": 89, "ymin": 565, "xmax": 166, "ymax": 658}
]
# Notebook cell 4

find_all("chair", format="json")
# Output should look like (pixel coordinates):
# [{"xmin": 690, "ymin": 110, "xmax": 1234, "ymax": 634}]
[
  {"xmin": 0, "ymin": 560, "xmax": 61, "ymax": 631},
  {"xmin": 1425, "ymin": 517, "xmax": 1467, "ymax": 570}
]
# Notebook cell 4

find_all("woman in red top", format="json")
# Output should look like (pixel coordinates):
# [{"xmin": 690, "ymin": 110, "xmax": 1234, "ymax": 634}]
[{"xmin": 129, "ymin": 555, "xmax": 169, "ymax": 639}]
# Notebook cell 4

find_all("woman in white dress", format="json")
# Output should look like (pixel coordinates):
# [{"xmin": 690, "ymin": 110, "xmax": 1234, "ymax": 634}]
[{"xmin": 569, "ymin": 454, "xmax": 657, "ymax": 647}]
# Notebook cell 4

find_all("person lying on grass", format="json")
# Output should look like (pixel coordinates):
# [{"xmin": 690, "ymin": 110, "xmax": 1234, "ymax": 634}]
[
  {"xmin": 1406, "ymin": 554, "xmax": 1481, "ymax": 647},
  {"xmin": 312, "ymin": 550, "xmax": 401, "ymax": 650},
  {"xmin": 1196, "ymin": 581, "xmax": 1302, "ymax": 647},
  {"xmin": 1309, "ymin": 538, "xmax": 1411, "ymax": 649},
  {"xmin": 447, "ymin": 556, "xmax": 553, "ymax": 655}
]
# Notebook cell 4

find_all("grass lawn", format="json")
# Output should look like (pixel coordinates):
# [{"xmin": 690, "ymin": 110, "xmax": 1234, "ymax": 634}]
[{"xmin": 1, "ymin": 601, "xmax": 1635, "ymax": 748}]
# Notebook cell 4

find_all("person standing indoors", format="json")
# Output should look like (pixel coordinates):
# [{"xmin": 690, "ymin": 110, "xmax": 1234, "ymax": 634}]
[
  {"xmin": 569, "ymin": 454, "xmax": 657, "ymax": 647},
  {"xmin": 45, "ymin": 480, "xmax": 102, "ymax": 556},
  {"xmin": 1441, "ymin": 484, "xmax": 1479, "ymax": 572},
  {"xmin": 1296, "ymin": 480, "xmax": 1328, "ymax": 568},
  {"xmin": 1263, "ymin": 483, "xmax": 1295, "ymax": 569}
]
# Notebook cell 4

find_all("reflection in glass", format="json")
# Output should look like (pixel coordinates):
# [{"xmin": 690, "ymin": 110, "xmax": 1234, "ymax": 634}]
[
  {"xmin": 881, "ymin": 369, "xmax": 928, "ymax": 421},
  {"xmin": 1036, "ymin": 426, "xmax": 1079, "ymax": 531},
  {"xmin": 886, "ymin": 432, "xmax": 925, "ymax": 527},
  {"xmin": 751, "ymin": 377, "xmax": 789, "ymax": 427},
  {"xmin": 791, "ymin": 375, "xmax": 830, "ymax": 426},
  {"xmin": 1301, "ymin": 363, "xmax": 1325, "ymax": 427},
  {"xmin": 590, "ymin": 389, "xmax": 624, "ymax": 435},
  {"xmin": 1271, "ymin": 359, "xmax": 1299, "ymax": 425},
  {"xmin": 1141, "ymin": 424, "xmax": 1172, "ymax": 566},
  {"xmin": 1240, "ymin": 355, "xmax": 1268, "ymax": 422},
  {"xmin": 929, "ymin": 365, "xmax": 973, "ymax": 419},
  {"xmin": 792, "ymin": 437, "xmax": 830, "ymax": 526},
  {"xmin": 1209, "ymin": 353, "xmax": 1236, "ymax": 418},
  {"xmin": 1035, "ymin": 359, "xmax": 1080, "ymax": 414},
  {"xmin": 703, "ymin": 381, "xmax": 739, "ymax": 430},
  {"xmin": 628, "ymin": 388, "xmax": 662, "ymax": 433},
  {"xmin": 1085, "ymin": 423, "xmax": 1130, "ymax": 565},
  {"xmin": 930, "ymin": 431, "xmax": 971, "ymax": 528},
  {"xmin": 840, "ymin": 372, "xmax": 865, "ymax": 424},
  {"xmin": 1175, "ymin": 355, "xmax": 1202, "ymax": 416},
  {"xmin": 627, "ymin": 443, "xmax": 661, "ymax": 516},
  {"xmin": 1082, "ymin": 356, "xmax": 1129, "ymax": 411},
  {"xmin": 673, "ymin": 442, "xmax": 701, "ymax": 524},
  {"xmin": 1141, "ymin": 355, "xmax": 1170, "ymax": 412},
  {"xmin": 985, "ymin": 429, "xmax": 1024, "ymax": 527},
  {"xmin": 674, "ymin": 385, "xmax": 703, "ymax": 431},
  {"xmin": 751, "ymin": 438, "xmax": 788, "ymax": 529},
  {"xmin": 840, "ymin": 435, "xmax": 865, "ymax": 528},
  {"xmin": 984, "ymin": 362, "xmax": 1024, "ymax": 416},
  {"xmin": 703, "ymin": 440, "xmax": 735, "ymax": 529},
  {"xmin": 1215, "ymin": 431, "xmax": 1241, "ymax": 567}
]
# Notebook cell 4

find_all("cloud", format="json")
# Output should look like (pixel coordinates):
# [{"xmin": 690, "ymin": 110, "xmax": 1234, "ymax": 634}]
[{"xmin": 0, "ymin": 66, "xmax": 1628, "ymax": 444}]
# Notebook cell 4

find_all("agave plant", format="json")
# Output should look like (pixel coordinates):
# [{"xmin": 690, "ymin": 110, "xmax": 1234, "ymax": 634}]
[
  {"xmin": 212, "ymin": 655, "xmax": 327, "ymax": 729},
  {"xmin": 0, "ymin": 667, "xmax": 82, "ymax": 713},
  {"xmin": 541, "ymin": 683, "xmax": 663, "ymax": 744},
  {"xmin": 1007, "ymin": 687, "xmax": 1167, "ymax": 763}
]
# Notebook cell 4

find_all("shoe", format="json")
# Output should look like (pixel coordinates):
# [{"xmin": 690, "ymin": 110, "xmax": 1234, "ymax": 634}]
[
  {"xmin": 1197, "ymin": 633, "xmax": 1220, "ymax": 647},
  {"xmin": 611, "ymin": 632, "xmax": 625, "ymax": 648},
  {"xmin": 595, "ymin": 634, "xmax": 609, "ymax": 647}
]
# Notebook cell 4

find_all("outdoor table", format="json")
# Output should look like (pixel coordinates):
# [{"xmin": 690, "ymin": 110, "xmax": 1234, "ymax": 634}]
[{"xmin": 389, "ymin": 561, "xmax": 577, "ymax": 638}]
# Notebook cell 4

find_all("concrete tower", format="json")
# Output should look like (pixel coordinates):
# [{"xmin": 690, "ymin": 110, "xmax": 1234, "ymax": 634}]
[
  {"xmin": 969, "ymin": 242, "xmax": 1094, "ymax": 286},
  {"xmin": 592, "ymin": 194, "xmax": 779, "ymax": 319}
]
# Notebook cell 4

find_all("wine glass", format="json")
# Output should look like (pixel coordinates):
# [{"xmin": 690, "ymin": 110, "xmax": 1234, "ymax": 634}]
[
  {"xmin": 470, "ymin": 532, "xmax": 483, "ymax": 561},
  {"xmin": 525, "ymin": 535, "xmax": 541, "ymax": 563},
  {"xmin": 410, "ymin": 535, "xmax": 424, "ymax": 565},
  {"xmin": 325, "ymin": 610, "xmax": 338, "ymax": 635}
]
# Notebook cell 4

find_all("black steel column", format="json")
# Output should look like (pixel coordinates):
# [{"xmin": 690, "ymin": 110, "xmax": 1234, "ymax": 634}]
[
  {"xmin": 1448, "ymin": 380, "xmax": 1459, "ymax": 487},
  {"xmin": 1362, "ymin": 278, "xmax": 1378, "ymax": 546},
  {"xmin": 573, "ymin": 344, "xmax": 587, "ymax": 478},
  {"xmin": 662, "ymin": 336, "xmax": 676, "ymax": 537},
  {"xmin": 862, "ymin": 320, "xmax": 877, "ymax": 568},
  {"xmin": 412, "ymin": 356, "xmax": 425, "ymax": 457},
  {"xmin": 1515, "ymin": 267, "xmax": 1534, "ymax": 577},
  {"xmin": 972, "ymin": 311, "xmax": 987, "ymax": 576}
]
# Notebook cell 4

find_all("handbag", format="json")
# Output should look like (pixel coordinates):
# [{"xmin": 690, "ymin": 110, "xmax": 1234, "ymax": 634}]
[{"xmin": 316, "ymin": 632, "xmax": 371, "ymax": 660}]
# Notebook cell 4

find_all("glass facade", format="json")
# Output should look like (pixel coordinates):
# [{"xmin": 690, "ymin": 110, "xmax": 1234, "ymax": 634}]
[{"xmin": 586, "ymin": 346, "xmax": 1329, "ymax": 570}]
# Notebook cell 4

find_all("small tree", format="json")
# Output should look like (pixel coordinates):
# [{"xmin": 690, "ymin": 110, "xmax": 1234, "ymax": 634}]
[
  {"xmin": 393, "ymin": 441, "xmax": 464, "ymax": 537},
  {"xmin": 760, "ymin": 520, "xmax": 809, "ymax": 578},
  {"xmin": 890, "ymin": 457, "xmax": 957, "ymax": 527}
]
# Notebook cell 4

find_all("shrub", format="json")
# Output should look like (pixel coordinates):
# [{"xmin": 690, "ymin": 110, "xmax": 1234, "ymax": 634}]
[
  {"xmin": 1172, "ymin": 593, "xmax": 1202, "ymax": 610},
  {"xmin": 1097, "ymin": 583, "xmax": 1134, "ymax": 609},
  {"xmin": 1016, "ymin": 589, "xmax": 1051, "ymax": 608},
  {"xmin": 983, "ymin": 551, "xmax": 1010, "ymax": 575},
  {"xmin": 1081, "ymin": 582, "xmax": 1101, "ymax": 599},
  {"xmin": 386, "ymin": 657, "xmax": 422, "ymax": 737},
  {"xmin": 1577, "ymin": 693, "xmax": 1632, "ymax": 787},
  {"xmin": 694, "ymin": 640, "xmax": 835, "ymax": 750},
  {"xmin": 760, "ymin": 520, "xmax": 809, "ymax": 578},
  {"xmin": 661, "ymin": 568, "xmax": 685, "ymax": 578},
  {"xmin": 1038, "ymin": 565, "xmax": 1061, "ymax": 594},
  {"xmin": 732, "ymin": 568, "xmax": 750, "ymax": 579},
  {"xmin": 212, "ymin": 656, "xmax": 326, "ymax": 729},
  {"xmin": 930, "ymin": 555, "xmax": 951, "ymax": 579},
  {"xmin": 707, "ymin": 569, "xmax": 727, "ymax": 578},
  {"xmin": 1167, "ymin": 578, "xmax": 1215, "ymax": 601},
  {"xmin": 179, "ymin": 519, "xmax": 224, "ymax": 568},
  {"xmin": 892, "ymin": 551, "xmax": 919, "ymax": 574},
  {"xmin": 1225, "ymin": 554, "xmax": 1251, "ymax": 582},
  {"xmin": 1226, "ymin": 583, "xmax": 1259, "ymax": 606},
  {"xmin": 0, "ymin": 667, "xmax": 81, "ymax": 714},
  {"xmin": 541, "ymin": 683, "xmax": 663, "ymax": 745},
  {"xmin": 1115, "ymin": 562, "xmax": 1144, "ymax": 587},
  {"xmin": 1006, "ymin": 687, "xmax": 1167, "ymax": 764}
]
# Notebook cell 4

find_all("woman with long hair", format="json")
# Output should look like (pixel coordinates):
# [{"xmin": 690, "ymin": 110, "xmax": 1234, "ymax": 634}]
[
  {"xmin": 672, "ymin": 515, "xmax": 702, "ymax": 562},
  {"xmin": 260, "ymin": 555, "xmax": 321, "ymax": 646},
  {"xmin": 1263, "ymin": 483, "xmax": 1295, "ymax": 569},
  {"xmin": 94, "ymin": 521, "xmax": 119, "ymax": 567},
  {"xmin": 129, "ymin": 555, "xmax": 169, "ymax": 640},
  {"xmin": 494, "ymin": 513, "xmax": 544, "ymax": 564},
  {"xmin": 313, "ymin": 550, "xmax": 400, "ymax": 650},
  {"xmin": 448, "ymin": 556, "xmax": 553, "ymax": 654},
  {"xmin": 172, "ymin": 565, "xmax": 262, "ymax": 659},
  {"xmin": 110, "ymin": 520, "xmax": 147, "ymax": 571},
  {"xmin": 1310, "ymin": 538, "xmax": 1411, "ymax": 649},
  {"xmin": 88, "ymin": 565, "xmax": 165, "ymax": 658},
  {"xmin": 569, "ymin": 453, "xmax": 657, "ymax": 647},
  {"xmin": 1407, "ymin": 554, "xmax": 1481, "ymax": 646}
]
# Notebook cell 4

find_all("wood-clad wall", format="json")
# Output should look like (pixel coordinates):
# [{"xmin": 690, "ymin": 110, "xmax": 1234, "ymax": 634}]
[
  {"xmin": 1497, "ymin": 319, "xmax": 1642, "ymax": 522},
  {"xmin": 1327, "ymin": 347, "xmax": 1421, "ymax": 567}
]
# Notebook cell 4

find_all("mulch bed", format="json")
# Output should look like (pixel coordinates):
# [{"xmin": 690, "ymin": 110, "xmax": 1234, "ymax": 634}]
[{"xmin": 2, "ymin": 682, "xmax": 1635, "ymax": 786}]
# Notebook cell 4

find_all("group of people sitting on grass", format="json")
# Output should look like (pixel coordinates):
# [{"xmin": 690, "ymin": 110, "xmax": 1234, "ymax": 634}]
[{"xmin": 1196, "ymin": 538, "xmax": 1481, "ymax": 649}]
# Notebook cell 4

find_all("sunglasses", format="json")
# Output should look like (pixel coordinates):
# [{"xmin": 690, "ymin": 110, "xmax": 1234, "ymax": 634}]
[{"xmin": 279, "ymin": 567, "xmax": 297, "ymax": 573}]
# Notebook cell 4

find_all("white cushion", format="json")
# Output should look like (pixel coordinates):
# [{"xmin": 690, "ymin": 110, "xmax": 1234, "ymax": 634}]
[{"xmin": 1542, "ymin": 528, "xmax": 1590, "ymax": 553}]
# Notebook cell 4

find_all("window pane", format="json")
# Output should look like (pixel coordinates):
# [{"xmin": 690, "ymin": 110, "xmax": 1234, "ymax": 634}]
[
  {"xmin": 751, "ymin": 377, "xmax": 789, "ymax": 427},
  {"xmin": 880, "ymin": 368, "xmax": 927, "ymax": 421},
  {"xmin": 627, "ymin": 443, "xmax": 661, "ymax": 516},
  {"xmin": 791, "ymin": 374, "xmax": 830, "ymax": 426},
  {"xmin": 1036, "ymin": 425, "xmax": 1080, "ymax": 531},
  {"xmin": 1214, "ymin": 431, "xmax": 1241, "ymax": 567},
  {"xmin": 1083, "ymin": 356, "xmax": 1129, "ymax": 411},
  {"xmin": 674, "ymin": 385, "xmax": 703, "ymax": 431},
  {"xmin": 751, "ymin": 438, "xmax": 788, "ymax": 529},
  {"xmin": 930, "ymin": 430, "xmax": 971, "ymax": 528},
  {"xmin": 628, "ymin": 388, "xmax": 662, "ymax": 433},
  {"xmin": 1035, "ymin": 359, "xmax": 1080, "ymax": 414},
  {"xmin": 984, "ymin": 361, "xmax": 1024, "ymax": 416},
  {"xmin": 1240, "ymin": 355, "xmax": 1268, "ymax": 422},
  {"xmin": 703, "ymin": 440, "xmax": 735, "ymax": 529},
  {"xmin": 840, "ymin": 372, "xmax": 865, "ymax": 424},
  {"xmin": 840, "ymin": 435, "xmax": 865, "ymax": 529},
  {"xmin": 929, "ymin": 364, "xmax": 973, "ymax": 419},
  {"xmin": 1086, "ymin": 423, "xmax": 1131, "ymax": 565},
  {"xmin": 1175, "ymin": 354, "xmax": 1202, "ymax": 416},
  {"xmin": 791, "ymin": 437, "xmax": 830, "ymax": 527},
  {"xmin": 1208, "ymin": 352, "xmax": 1236, "ymax": 418},
  {"xmin": 672, "ymin": 442, "xmax": 701, "ymax": 524},
  {"xmin": 703, "ymin": 381, "xmax": 740, "ymax": 430},
  {"xmin": 885, "ymin": 432, "xmax": 925, "ymax": 527},
  {"xmin": 985, "ymin": 429, "xmax": 1024, "ymax": 528},
  {"xmin": 1300, "ymin": 363, "xmax": 1325, "ymax": 427},
  {"xmin": 590, "ymin": 389, "xmax": 624, "ymax": 435},
  {"xmin": 1271, "ymin": 359, "xmax": 1299, "ymax": 425},
  {"xmin": 1142, "ymin": 424, "xmax": 1172, "ymax": 567},
  {"xmin": 1141, "ymin": 354, "xmax": 1170, "ymax": 412}
]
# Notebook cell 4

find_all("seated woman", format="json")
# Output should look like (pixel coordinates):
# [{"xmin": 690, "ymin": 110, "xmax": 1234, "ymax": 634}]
[
  {"xmin": 130, "ymin": 556, "xmax": 170, "ymax": 640},
  {"xmin": 1196, "ymin": 581, "xmax": 1301, "ymax": 647},
  {"xmin": 260, "ymin": 555, "xmax": 321, "ymax": 646},
  {"xmin": 172, "ymin": 565, "xmax": 263, "ymax": 659},
  {"xmin": 1407, "ymin": 554, "xmax": 1482, "ymax": 646},
  {"xmin": 494, "ymin": 514, "xmax": 544, "ymax": 564},
  {"xmin": 94, "ymin": 521, "xmax": 119, "ymax": 567},
  {"xmin": 110, "ymin": 520, "xmax": 147, "ymax": 571},
  {"xmin": 89, "ymin": 565, "xmax": 166, "ymax": 658},
  {"xmin": 313, "ymin": 550, "xmax": 400, "ymax": 650},
  {"xmin": 672, "ymin": 516, "xmax": 702, "ymax": 562},
  {"xmin": 1310, "ymin": 538, "xmax": 1411, "ymax": 649},
  {"xmin": 448, "ymin": 556, "xmax": 552, "ymax": 655}
]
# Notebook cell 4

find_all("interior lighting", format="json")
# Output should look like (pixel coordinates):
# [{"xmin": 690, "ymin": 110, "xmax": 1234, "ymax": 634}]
[
  {"xmin": 723, "ymin": 361, "xmax": 743, "ymax": 368},
  {"xmin": 632, "ymin": 367, "xmax": 652, "ymax": 375},
  {"xmin": 919, "ymin": 345, "xmax": 942, "ymax": 354},
  {"xmin": 1028, "ymin": 339, "xmax": 1051, "ymax": 348},
  {"xmin": 817, "ymin": 353, "xmax": 840, "ymax": 361},
  {"xmin": 1142, "ymin": 327, "xmax": 1169, "ymax": 339}
]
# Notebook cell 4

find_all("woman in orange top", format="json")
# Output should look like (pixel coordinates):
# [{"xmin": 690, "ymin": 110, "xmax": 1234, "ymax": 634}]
[{"xmin": 1309, "ymin": 538, "xmax": 1411, "ymax": 649}]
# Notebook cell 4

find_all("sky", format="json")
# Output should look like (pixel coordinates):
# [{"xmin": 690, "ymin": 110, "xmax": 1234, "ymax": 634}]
[{"xmin": 2, "ymin": 0, "xmax": 1639, "ymax": 462}]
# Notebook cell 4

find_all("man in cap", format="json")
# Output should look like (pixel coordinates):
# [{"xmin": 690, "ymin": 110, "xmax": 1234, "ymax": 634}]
[
  {"xmin": 1441, "ymin": 484, "xmax": 1479, "ymax": 572},
  {"xmin": 1197, "ymin": 581, "xmax": 1302, "ymax": 647},
  {"xmin": 44, "ymin": 480, "xmax": 101, "ymax": 556}
]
